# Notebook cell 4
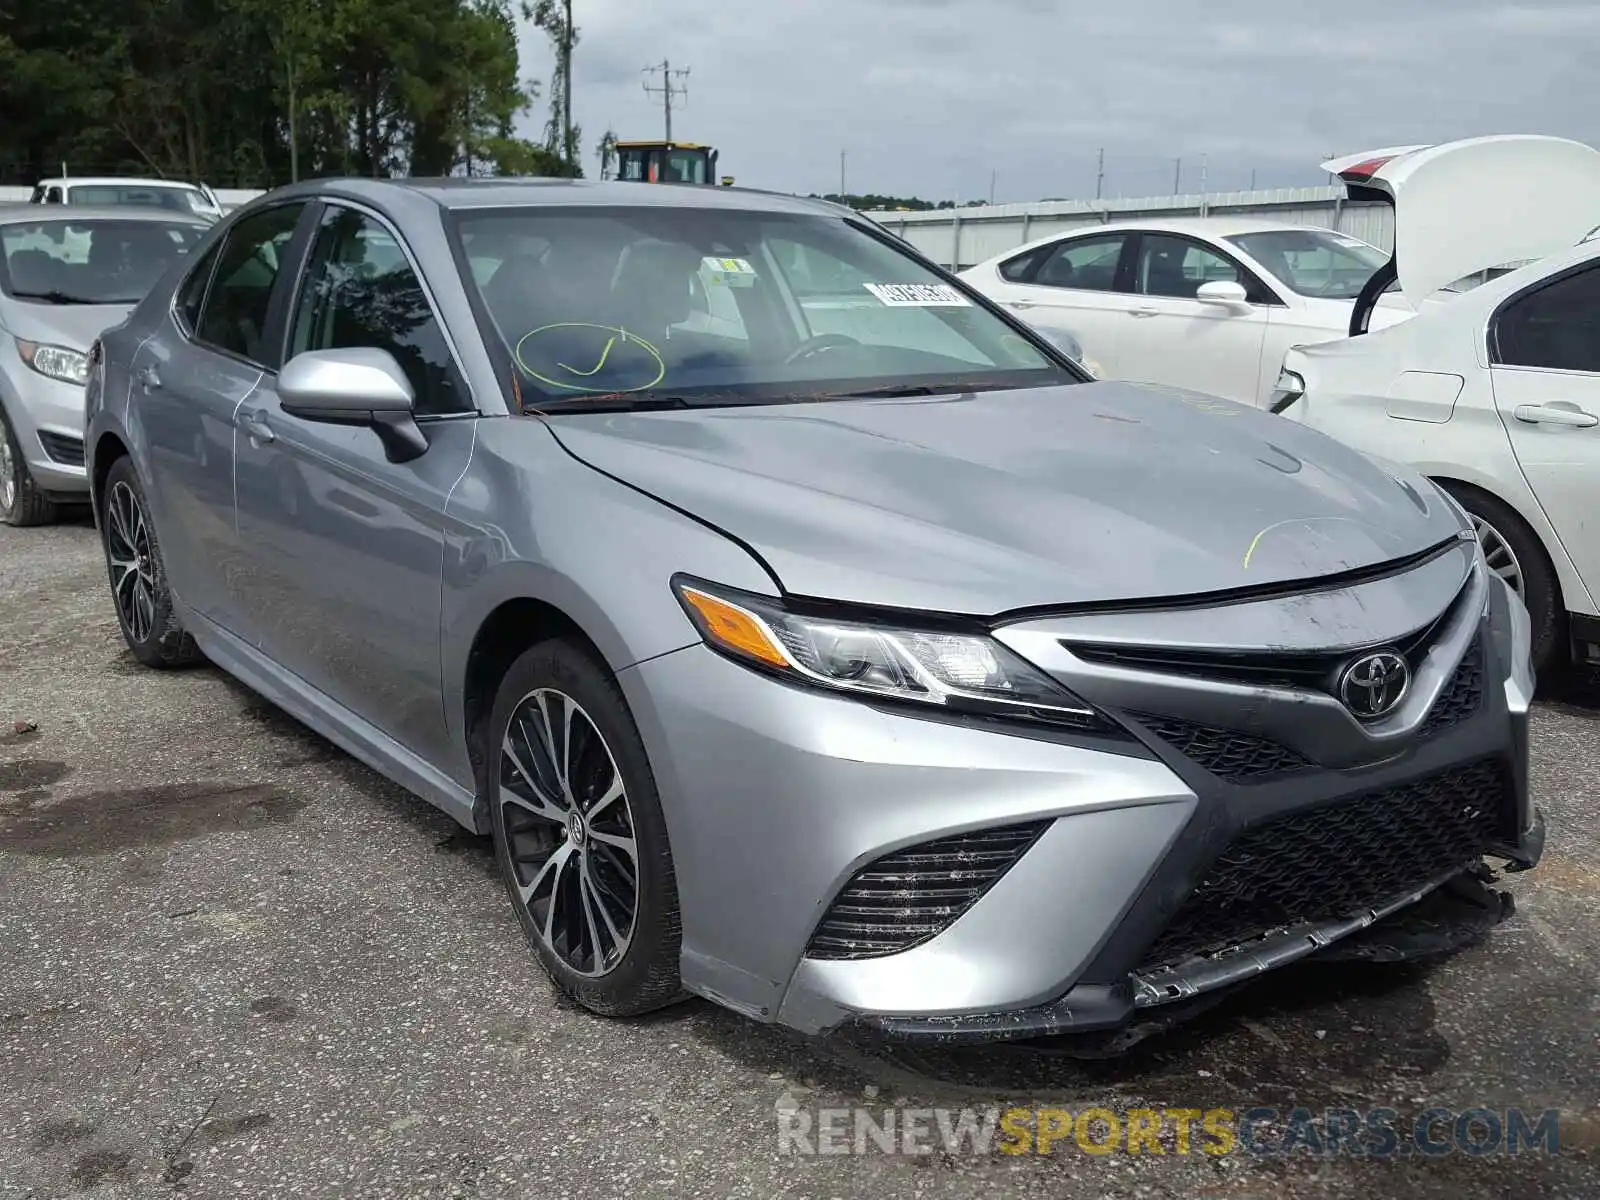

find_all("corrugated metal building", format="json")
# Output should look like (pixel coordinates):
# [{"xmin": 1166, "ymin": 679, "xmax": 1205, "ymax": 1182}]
[{"xmin": 865, "ymin": 186, "xmax": 1393, "ymax": 271}]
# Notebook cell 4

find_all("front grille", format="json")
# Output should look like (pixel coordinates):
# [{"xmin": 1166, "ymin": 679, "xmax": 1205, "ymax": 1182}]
[
  {"xmin": 1419, "ymin": 635, "xmax": 1484, "ymax": 738},
  {"xmin": 805, "ymin": 822, "xmax": 1048, "ymax": 960},
  {"xmin": 1136, "ymin": 760, "xmax": 1507, "ymax": 973},
  {"xmin": 38, "ymin": 431, "xmax": 84, "ymax": 467},
  {"xmin": 1135, "ymin": 714, "xmax": 1312, "ymax": 782}
]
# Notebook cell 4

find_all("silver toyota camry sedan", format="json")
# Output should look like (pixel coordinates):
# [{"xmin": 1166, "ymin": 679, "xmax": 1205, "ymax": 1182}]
[{"xmin": 85, "ymin": 179, "xmax": 1544, "ymax": 1046}]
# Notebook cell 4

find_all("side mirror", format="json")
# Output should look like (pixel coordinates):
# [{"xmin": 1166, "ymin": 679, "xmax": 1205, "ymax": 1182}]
[
  {"xmin": 278, "ymin": 347, "xmax": 428, "ymax": 462},
  {"xmin": 1196, "ymin": 280, "xmax": 1250, "ymax": 307}
]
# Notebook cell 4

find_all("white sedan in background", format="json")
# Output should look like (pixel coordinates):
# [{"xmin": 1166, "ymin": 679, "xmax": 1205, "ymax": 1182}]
[
  {"xmin": 960, "ymin": 217, "xmax": 1417, "ymax": 406},
  {"xmin": 1277, "ymin": 134, "xmax": 1600, "ymax": 675}
]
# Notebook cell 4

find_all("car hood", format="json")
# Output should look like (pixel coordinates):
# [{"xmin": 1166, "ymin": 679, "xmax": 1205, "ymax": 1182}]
[
  {"xmin": 0, "ymin": 301, "xmax": 132, "ymax": 351},
  {"xmin": 1324, "ymin": 136, "xmax": 1600, "ymax": 305},
  {"xmin": 546, "ymin": 382, "xmax": 1465, "ymax": 615}
]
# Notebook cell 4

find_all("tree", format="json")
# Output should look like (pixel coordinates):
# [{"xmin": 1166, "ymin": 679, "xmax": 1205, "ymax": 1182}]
[
  {"xmin": 0, "ymin": 0, "xmax": 556, "ymax": 186},
  {"xmin": 530, "ymin": 0, "xmax": 580, "ymax": 176}
]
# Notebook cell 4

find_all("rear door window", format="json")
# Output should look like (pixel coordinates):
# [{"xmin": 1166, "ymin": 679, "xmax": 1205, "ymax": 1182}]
[
  {"xmin": 1031, "ymin": 235, "xmax": 1129, "ymax": 292},
  {"xmin": 1494, "ymin": 263, "xmax": 1600, "ymax": 373}
]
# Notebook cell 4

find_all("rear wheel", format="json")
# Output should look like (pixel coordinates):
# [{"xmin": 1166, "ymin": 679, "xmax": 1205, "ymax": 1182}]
[
  {"xmin": 0, "ymin": 402, "xmax": 59, "ymax": 527},
  {"xmin": 1438, "ymin": 480, "xmax": 1561, "ymax": 674},
  {"xmin": 100, "ymin": 457, "xmax": 202, "ymax": 668},
  {"xmin": 488, "ymin": 639, "xmax": 684, "ymax": 1017}
]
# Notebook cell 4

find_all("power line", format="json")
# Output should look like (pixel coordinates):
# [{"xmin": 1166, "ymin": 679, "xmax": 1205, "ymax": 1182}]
[{"xmin": 642, "ymin": 60, "xmax": 690, "ymax": 143}]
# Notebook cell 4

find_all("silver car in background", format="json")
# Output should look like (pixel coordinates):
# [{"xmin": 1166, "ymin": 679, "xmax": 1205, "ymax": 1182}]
[
  {"xmin": 86, "ymin": 179, "xmax": 1543, "ymax": 1047},
  {"xmin": 0, "ymin": 207, "xmax": 207, "ymax": 524}
]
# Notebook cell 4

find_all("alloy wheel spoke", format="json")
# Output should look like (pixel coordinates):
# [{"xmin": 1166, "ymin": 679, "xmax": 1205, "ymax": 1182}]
[
  {"xmin": 577, "ymin": 862, "xmax": 609, "ymax": 969},
  {"xmin": 501, "ymin": 733, "xmax": 568, "ymax": 823},
  {"xmin": 520, "ymin": 840, "xmax": 574, "ymax": 913},
  {"xmin": 580, "ymin": 857, "xmax": 627, "ymax": 954},
  {"xmin": 588, "ymin": 826, "xmax": 636, "ymax": 863},
  {"xmin": 585, "ymin": 773, "xmax": 625, "ymax": 820}
]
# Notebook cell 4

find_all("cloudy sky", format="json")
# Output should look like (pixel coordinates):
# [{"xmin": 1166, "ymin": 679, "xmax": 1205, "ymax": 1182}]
[{"xmin": 517, "ymin": 1, "xmax": 1599, "ymax": 203}]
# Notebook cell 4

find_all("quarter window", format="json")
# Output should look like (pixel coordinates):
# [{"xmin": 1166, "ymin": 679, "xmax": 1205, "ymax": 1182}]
[
  {"xmin": 1031, "ymin": 235, "xmax": 1128, "ymax": 292},
  {"xmin": 194, "ymin": 204, "xmax": 304, "ymax": 365},
  {"xmin": 177, "ymin": 244, "xmax": 220, "ymax": 332},
  {"xmin": 287, "ymin": 207, "xmax": 468, "ymax": 417},
  {"xmin": 1495, "ymin": 264, "xmax": 1600, "ymax": 373}
]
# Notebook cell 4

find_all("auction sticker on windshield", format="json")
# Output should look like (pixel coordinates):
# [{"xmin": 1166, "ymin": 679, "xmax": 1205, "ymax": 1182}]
[
  {"xmin": 864, "ymin": 283, "xmax": 971, "ymax": 306},
  {"xmin": 702, "ymin": 256, "xmax": 758, "ymax": 287}
]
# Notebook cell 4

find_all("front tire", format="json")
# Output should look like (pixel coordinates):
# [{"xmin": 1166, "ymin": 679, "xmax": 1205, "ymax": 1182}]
[
  {"xmin": 488, "ymin": 639, "xmax": 684, "ymax": 1017},
  {"xmin": 0, "ymin": 401, "xmax": 59, "ymax": 527},
  {"xmin": 100, "ymin": 457, "xmax": 202, "ymax": 668},
  {"xmin": 1439, "ymin": 481, "xmax": 1562, "ymax": 674}
]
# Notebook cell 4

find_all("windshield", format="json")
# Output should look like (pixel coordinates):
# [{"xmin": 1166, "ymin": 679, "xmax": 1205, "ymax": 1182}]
[
  {"xmin": 67, "ymin": 184, "xmax": 213, "ymax": 215},
  {"xmin": 1225, "ymin": 229, "xmax": 1389, "ymax": 299},
  {"xmin": 0, "ymin": 219, "xmax": 206, "ymax": 304},
  {"xmin": 454, "ymin": 207, "xmax": 1073, "ymax": 410}
]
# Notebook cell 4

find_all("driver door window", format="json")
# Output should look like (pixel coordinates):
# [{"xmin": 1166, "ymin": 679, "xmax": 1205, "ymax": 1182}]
[
  {"xmin": 194, "ymin": 203, "xmax": 304, "ymax": 365},
  {"xmin": 288, "ymin": 206, "xmax": 469, "ymax": 416}
]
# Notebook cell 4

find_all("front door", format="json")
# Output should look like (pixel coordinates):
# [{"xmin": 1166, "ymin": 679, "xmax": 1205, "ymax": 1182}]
[
  {"xmin": 136, "ymin": 201, "xmax": 309, "ymax": 629},
  {"xmin": 232, "ymin": 202, "xmax": 477, "ymax": 764},
  {"xmin": 1488, "ymin": 258, "xmax": 1600, "ymax": 607},
  {"xmin": 1118, "ymin": 232, "xmax": 1273, "ymax": 404}
]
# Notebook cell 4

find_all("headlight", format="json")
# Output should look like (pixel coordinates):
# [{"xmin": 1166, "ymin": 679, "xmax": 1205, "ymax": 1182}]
[
  {"xmin": 673, "ymin": 577, "xmax": 1110, "ymax": 731},
  {"xmin": 16, "ymin": 339, "xmax": 89, "ymax": 386},
  {"xmin": 1268, "ymin": 366, "xmax": 1305, "ymax": 414}
]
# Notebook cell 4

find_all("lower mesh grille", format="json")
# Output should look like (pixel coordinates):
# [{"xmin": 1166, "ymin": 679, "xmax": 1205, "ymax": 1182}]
[
  {"xmin": 1419, "ymin": 635, "xmax": 1484, "ymax": 738},
  {"xmin": 805, "ymin": 822, "xmax": 1048, "ymax": 960},
  {"xmin": 38, "ymin": 431, "xmax": 84, "ymax": 467},
  {"xmin": 1135, "ymin": 714, "xmax": 1312, "ymax": 782},
  {"xmin": 1136, "ymin": 759, "xmax": 1508, "ymax": 973}
]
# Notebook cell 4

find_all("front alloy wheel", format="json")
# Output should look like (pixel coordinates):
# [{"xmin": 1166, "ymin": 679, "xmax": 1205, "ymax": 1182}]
[
  {"xmin": 98, "ymin": 456, "xmax": 200, "ymax": 668},
  {"xmin": 500, "ymin": 688, "xmax": 640, "ymax": 976},
  {"xmin": 487, "ymin": 639, "xmax": 683, "ymax": 1017}
]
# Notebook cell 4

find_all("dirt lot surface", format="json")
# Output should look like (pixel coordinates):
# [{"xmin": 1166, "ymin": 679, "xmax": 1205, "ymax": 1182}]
[{"xmin": 2, "ymin": 519, "xmax": 1597, "ymax": 1198}]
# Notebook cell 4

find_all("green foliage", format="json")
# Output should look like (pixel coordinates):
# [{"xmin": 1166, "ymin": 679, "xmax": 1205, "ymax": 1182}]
[
  {"xmin": 810, "ymin": 193, "xmax": 982, "ymax": 213},
  {"xmin": 0, "ymin": 0, "xmax": 569, "ymax": 186}
]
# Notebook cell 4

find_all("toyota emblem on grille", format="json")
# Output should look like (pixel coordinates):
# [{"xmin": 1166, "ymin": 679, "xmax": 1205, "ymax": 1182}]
[{"xmin": 1339, "ymin": 650, "xmax": 1410, "ymax": 719}]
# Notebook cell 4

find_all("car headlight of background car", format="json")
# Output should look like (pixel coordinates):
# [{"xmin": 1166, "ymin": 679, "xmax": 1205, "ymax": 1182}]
[
  {"xmin": 16, "ymin": 339, "xmax": 89, "ymax": 387},
  {"xmin": 674, "ymin": 577, "xmax": 1114, "ymax": 732}
]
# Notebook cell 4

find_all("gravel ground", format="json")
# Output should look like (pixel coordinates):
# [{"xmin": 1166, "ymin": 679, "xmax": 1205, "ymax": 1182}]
[{"xmin": 1, "ymin": 517, "xmax": 1596, "ymax": 1199}]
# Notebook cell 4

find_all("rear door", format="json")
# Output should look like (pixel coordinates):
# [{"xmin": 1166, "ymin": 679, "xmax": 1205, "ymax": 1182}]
[
  {"xmin": 977, "ymin": 231, "xmax": 1132, "ymax": 374},
  {"xmin": 1487, "ymin": 256, "xmax": 1600, "ymax": 606},
  {"xmin": 1118, "ymin": 231, "xmax": 1275, "ymax": 403},
  {"xmin": 135, "ymin": 200, "xmax": 312, "ymax": 631}
]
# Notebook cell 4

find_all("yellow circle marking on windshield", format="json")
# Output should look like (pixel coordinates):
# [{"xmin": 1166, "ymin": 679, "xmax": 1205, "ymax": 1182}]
[{"xmin": 514, "ymin": 323, "xmax": 666, "ymax": 393}]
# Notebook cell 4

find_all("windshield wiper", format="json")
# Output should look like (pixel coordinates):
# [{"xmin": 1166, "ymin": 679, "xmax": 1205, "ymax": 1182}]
[
  {"xmin": 531, "ymin": 394, "xmax": 693, "ymax": 415},
  {"xmin": 824, "ymin": 380, "xmax": 1016, "ymax": 400},
  {"xmin": 9, "ymin": 288, "xmax": 104, "ymax": 305}
]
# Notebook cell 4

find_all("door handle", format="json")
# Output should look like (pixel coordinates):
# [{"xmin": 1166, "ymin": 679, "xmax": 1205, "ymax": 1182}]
[
  {"xmin": 1129, "ymin": 306, "xmax": 1160, "ymax": 318},
  {"xmin": 241, "ymin": 410, "xmax": 276, "ymax": 444},
  {"xmin": 1007, "ymin": 300, "xmax": 1037, "ymax": 310},
  {"xmin": 136, "ymin": 364, "xmax": 161, "ymax": 392},
  {"xmin": 1513, "ymin": 402, "xmax": 1598, "ymax": 428}
]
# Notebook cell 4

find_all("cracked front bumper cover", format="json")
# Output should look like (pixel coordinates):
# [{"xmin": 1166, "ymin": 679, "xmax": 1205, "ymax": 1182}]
[{"xmin": 845, "ymin": 862, "xmax": 1528, "ymax": 1049}]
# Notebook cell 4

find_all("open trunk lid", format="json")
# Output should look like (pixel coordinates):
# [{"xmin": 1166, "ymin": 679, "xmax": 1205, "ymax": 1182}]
[{"xmin": 1324, "ymin": 135, "xmax": 1600, "ymax": 305}]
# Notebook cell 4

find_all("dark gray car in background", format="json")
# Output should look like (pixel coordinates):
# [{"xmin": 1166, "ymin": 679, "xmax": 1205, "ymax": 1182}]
[{"xmin": 83, "ymin": 178, "xmax": 1544, "ymax": 1045}]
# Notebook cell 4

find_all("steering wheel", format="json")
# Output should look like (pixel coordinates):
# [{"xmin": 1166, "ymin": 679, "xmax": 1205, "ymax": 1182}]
[{"xmin": 783, "ymin": 333, "xmax": 861, "ymax": 365}]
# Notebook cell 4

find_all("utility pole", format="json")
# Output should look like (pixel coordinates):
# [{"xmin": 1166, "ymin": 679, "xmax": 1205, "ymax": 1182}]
[
  {"xmin": 287, "ymin": 48, "xmax": 299, "ymax": 182},
  {"xmin": 643, "ymin": 60, "xmax": 690, "ymax": 143},
  {"xmin": 989, "ymin": 169, "xmax": 996, "ymax": 204},
  {"xmin": 1199, "ymin": 153, "xmax": 1209, "ymax": 216},
  {"xmin": 840, "ymin": 149, "xmax": 846, "ymax": 198},
  {"xmin": 1249, "ymin": 167, "xmax": 1257, "ymax": 191},
  {"xmin": 1095, "ymin": 147, "xmax": 1104, "ymax": 200},
  {"xmin": 1173, "ymin": 157, "xmax": 1181, "ymax": 195}
]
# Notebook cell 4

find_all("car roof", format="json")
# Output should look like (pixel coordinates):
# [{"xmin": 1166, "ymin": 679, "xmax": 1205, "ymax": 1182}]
[
  {"xmin": 257, "ymin": 176, "xmax": 849, "ymax": 218},
  {"xmin": 41, "ymin": 177, "xmax": 207, "ymax": 191},
  {"xmin": 971, "ymin": 215, "xmax": 1368, "ymax": 267},
  {"xmin": 0, "ymin": 206, "xmax": 210, "ymax": 227}
]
